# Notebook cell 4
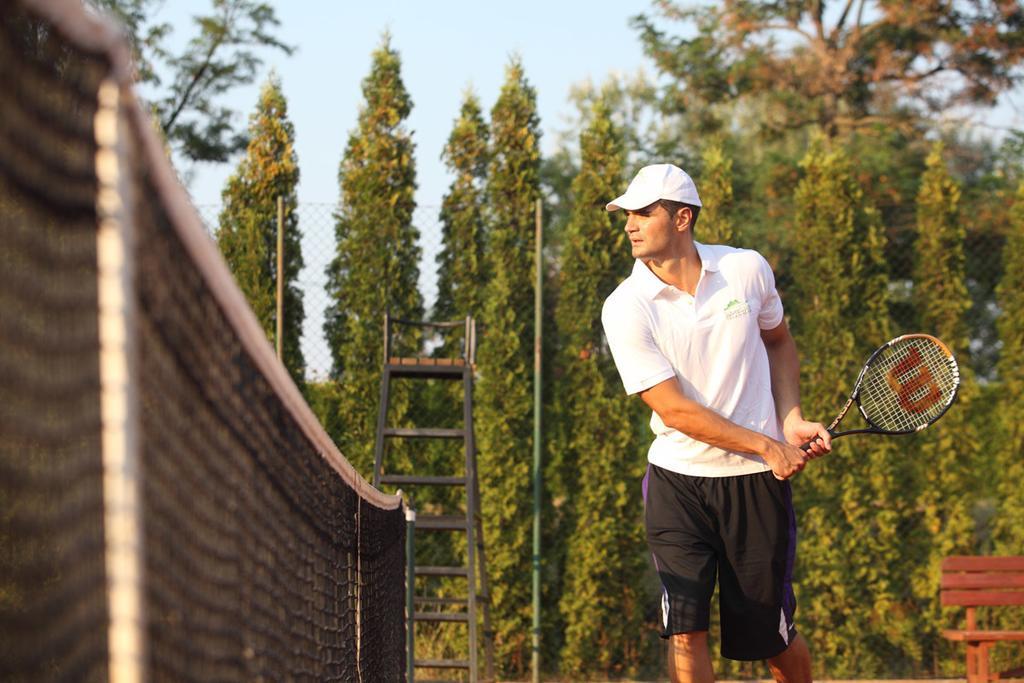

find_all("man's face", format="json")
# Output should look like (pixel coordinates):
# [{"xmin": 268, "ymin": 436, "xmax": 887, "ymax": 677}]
[{"xmin": 624, "ymin": 202, "xmax": 676, "ymax": 260}]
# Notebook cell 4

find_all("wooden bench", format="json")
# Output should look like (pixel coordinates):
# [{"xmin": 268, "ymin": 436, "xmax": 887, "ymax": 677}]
[{"xmin": 941, "ymin": 556, "xmax": 1024, "ymax": 683}]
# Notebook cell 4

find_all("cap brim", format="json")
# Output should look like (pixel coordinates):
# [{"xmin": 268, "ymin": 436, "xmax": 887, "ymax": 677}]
[{"xmin": 605, "ymin": 189, "xmax": 661, "ymax": 212}]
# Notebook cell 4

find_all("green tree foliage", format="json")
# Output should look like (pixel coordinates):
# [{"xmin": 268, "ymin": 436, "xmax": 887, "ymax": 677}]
[
  {"xmin": 553, "ymin": 100, "xmax": 651, "ymax": 677},
  {"xmin": 633, "ymin": 0, "xmax": 1024, "ymax": 139},
  {"xmin": 994, "ymin": 181, "xmax": 1024, "ymax": 554},
  {"xmin": 697, "ymin": 139, "xmax": 735, "ymax": 245},
  {"xmin": 435, "ymin": 91, "xmax": 488, "ymax": 324},
  {"xmin": 788, "ymin": 141, "xmax": 862, "ymax": 410},
  {"xmin": 89, "ymin": 0, "xmax": 293, "ymax": 162},
  {"xmin": 475, "ymin": 57, "xmax": 541, "ymax": 676},
  {"xmin": 324, "ymin": 36, "xmax": 422, "ymax": 476},
  {"xmin": 914, "ymin": 143, "xmax": 972, "ymax": 354},
  {"xmin": 907, "ymin": 141, "xmax": 979, "ymax": 674},
  {"xmin": 411, "ymin": 91, "xmax": 491, "ymax": 664},
  {"xmin": 217, "ymin": 74, "xmax": 304, "ymax": 385},
  {"xmin": 783, "ymin": 140, "xmax": 922, "ymax": 677},
  {"xmin": 987, "ymin": 181, "xmax": 1024, "ymax": 671}
]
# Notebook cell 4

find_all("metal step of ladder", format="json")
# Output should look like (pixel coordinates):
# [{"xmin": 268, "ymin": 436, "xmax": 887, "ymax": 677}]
[{"xmin": 372, "ymin": 314, "xmax": 495, "ymax": 683}]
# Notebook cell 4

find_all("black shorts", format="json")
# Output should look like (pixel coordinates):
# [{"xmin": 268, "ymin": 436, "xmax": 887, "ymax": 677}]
[{"xmin": 642, "ymin": 463, "xmax": 798, "ymax": 661}]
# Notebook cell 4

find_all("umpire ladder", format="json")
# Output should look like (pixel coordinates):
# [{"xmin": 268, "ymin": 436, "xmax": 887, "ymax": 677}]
[{"xmin": 372, "ymin": 314, "xmax": 494, "ymax": 683}]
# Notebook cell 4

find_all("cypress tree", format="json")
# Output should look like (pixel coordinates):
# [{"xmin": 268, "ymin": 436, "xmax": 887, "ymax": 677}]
[
  {"xmin": 324, "ymin": 36, "xmax": 422, "ymax": 476},
  {"xmin": 787, "ymin": 140, "xmax": 860, "ymax": 426},
  {"xmin": 988, "ymin": 182, "xmax": 1024, "ymax": 673},
  {"xmin": 435, "ymin": 91, "xmax": 488, "ymax": 324},
  {"xmin": 217, "ymin": 73, "xmax": 305, "ymax": 385},
  {"xmin": 914, "ymin": 142, "xmax": 973, "ymax": 361},
  {"xmin": 697, "ymin": 139, "xmax": 735, "ymax": 245},
  {"xmin": 476, "ymin": 57, "xmax": 541, "ymax": 675},
  {"xmin": 784, "ymin": 140, "xmax": 917, "ymax": 676},
  {"xmin": 408, "ymin": 91, "xmax": 491, "ymax": 663},
  {"xmin": 994, "ymin": 180, "xmax": 1024, "ymax": 554},
  {"xmin": 909, "ymin": 140, "xmax": 977, "ymax": 674},
  {"xmin": 554, "ymin": 100, "xmax": 650, "ymax": 677}
]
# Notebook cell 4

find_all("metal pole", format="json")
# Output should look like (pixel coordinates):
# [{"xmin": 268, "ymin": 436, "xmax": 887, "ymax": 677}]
[
  {"xmin": 531, "ymin": 198, "xmax": 543, "ymax": 683},
  {"xmin": 405, "ymin": 503, "xmax": 416, "ymax": 683},
  {"xmin": 275, "ymin": 195, "xmax": 284, "ymax": 361}
]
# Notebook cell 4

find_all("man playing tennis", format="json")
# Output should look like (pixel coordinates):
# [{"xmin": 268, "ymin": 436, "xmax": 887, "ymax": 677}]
[{"xmin": 601, "ymin": 164, "xmax": 832, "ymax": 682}]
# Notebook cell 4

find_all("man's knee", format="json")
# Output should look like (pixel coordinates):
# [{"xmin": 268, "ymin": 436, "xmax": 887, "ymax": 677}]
[{"xmin": 670, "ymin": 630, "xmax": 709, "ymax": 654}]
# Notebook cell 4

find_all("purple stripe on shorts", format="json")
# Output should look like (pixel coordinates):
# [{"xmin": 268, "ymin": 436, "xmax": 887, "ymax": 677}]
[
  {"xmin": 642, "ymin": 463, "xmax": 651, "ymax": 504},
  {"xmin": 642, "ymin": 464, "xmax": 662, "ymax": 570},
  {"xmin": 782, "ymin": 480, "xmax": 797, "ymax": 620}
]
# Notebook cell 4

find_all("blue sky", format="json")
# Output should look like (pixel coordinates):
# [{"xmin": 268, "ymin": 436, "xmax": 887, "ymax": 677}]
[
  {"xmin": 154, "ymin": 1, "xmax": 1024, "ymax": 210},
  {"xmin": 160, "ymin": 1, "xmax": 656, "ymax": 209},
  {"xmin": 145, "ymin": 2, "xmax": 1023, "ymax": 378}
]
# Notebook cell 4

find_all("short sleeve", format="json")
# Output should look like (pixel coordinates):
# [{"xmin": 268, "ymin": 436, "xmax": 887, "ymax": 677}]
[
  {"xmin": 755, "ymin": 253, "xmax": 784, "ymax": 330},
  {"xmin": 601, "ymin": 293, "xmax": 676, "ymax": 395}
]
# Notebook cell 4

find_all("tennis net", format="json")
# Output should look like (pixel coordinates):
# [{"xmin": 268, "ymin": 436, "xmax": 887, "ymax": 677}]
[{"xmin": 0, "ymin": 1, "xmax": 407, "ymax": 680}]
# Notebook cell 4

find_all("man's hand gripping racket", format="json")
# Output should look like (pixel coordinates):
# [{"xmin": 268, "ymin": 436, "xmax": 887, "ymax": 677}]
[{"xmin": 802, "ymin": 334, "xmax": 961, "ymax": 452}]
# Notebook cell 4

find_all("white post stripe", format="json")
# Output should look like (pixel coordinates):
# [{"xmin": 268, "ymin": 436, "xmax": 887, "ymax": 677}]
[{"xmin": 96, "ymin": 78, "xmax": 146, "ymax": 683}]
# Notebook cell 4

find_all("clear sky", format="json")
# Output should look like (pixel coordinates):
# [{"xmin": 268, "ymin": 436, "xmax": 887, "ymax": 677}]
[
  {"xmin": 159, "ymin": 1, "xmax": 656, "ymax": 210},
  {"xmin": 153, "ymin": 1, "xmax": 1024, "ymax": 210},
  {"xmin": 141, "ymin": 2, "xmax": 1021, "ymax": 378}
]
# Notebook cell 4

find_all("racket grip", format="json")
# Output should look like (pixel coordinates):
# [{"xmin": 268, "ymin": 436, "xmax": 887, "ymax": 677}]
[{"xmin": 799, "ymin": 431, "xmax": 832, "ymax": 453}]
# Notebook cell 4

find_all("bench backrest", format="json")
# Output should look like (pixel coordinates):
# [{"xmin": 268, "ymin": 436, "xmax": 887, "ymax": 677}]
[{"xmin": 941, "ymin": 556, "xmax": 1024, "ymax": 628}]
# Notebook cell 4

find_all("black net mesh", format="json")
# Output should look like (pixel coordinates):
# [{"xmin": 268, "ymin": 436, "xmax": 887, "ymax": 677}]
[
  {"xmin": 1, "ymin": 1, "xmax": 407, "ymax": 680},
  {"xmin": 0, "ymin": 4, "xmax": 109, "ymax": 681}
]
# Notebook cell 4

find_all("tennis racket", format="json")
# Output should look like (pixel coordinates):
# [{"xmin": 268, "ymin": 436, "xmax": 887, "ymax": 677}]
[{"xmin": 801, "ymin": 334, "xmax": 960, "ymax": 452}]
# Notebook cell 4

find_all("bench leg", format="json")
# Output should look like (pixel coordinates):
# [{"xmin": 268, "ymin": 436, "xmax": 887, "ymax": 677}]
[
  {"xmin": 966, "ymin": 642, "xmax": 979, "ymax": 683},
  {"xmin": 978, "ymin": 642, "xmax": 994, "ymax": 683}
]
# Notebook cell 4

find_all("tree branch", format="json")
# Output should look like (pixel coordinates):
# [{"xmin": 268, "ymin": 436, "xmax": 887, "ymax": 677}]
[
  {"xmin": 758, "ymin": 22, "xmax": 818, "ymax": 44},
  {"xmin": 161, "ymin": 32, "xmax": 223, "ymax": 130},
  {"xmin": 811, "ymin": 0, "xmax": 825, "ymax": 43},
  {"xmin": 879, "ymin": 62, "xmax": 948, "ymax": 84},
  {"xmin": 835, "ymin": 0, "xmax": 856, "ymax": 35}
]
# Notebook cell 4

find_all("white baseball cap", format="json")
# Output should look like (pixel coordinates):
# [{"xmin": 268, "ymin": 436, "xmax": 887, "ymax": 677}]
[{"xmin": 606, "ymin": 163, "xmax": 702, "ymax": 211}]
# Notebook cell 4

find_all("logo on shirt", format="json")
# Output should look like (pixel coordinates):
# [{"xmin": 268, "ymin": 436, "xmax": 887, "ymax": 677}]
[{"xmin": 723, "ymin": 298, "xmax": 751, "ymax": 320}]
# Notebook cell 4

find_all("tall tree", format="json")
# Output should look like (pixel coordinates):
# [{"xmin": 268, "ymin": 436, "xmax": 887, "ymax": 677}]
[
  {"xmin": 994, "ymin": 180, "xmax": 1024, "ymax": 554},
  {"xmin": 89, "ymin": 0, "xmax": 293, "ymax": 162},
  {"xmin": 633, "ymin": 1, "xmax": 1024, "ymax": 138},
  {"xmin": 787, "ymin": 140, "xmax": 862, "ymax": 412},
  {"xmin": 217, "ymin": 73, "xmax": 304, "ymax": 384},
  {"xmin": 435, "ymin": 91, "xmax": 488, "ymax": 324},
  {"xmin": 909, "ymin": 140, "xmax": 978, "ymax": 674},
  {"xmin": 324, "ymin": 36, "xmax": 422, "ymax": 476},
  {"xmin": 475, "ymin": 57, "xmax": 541, "ymax": 676},
  {"xmin": 696, "ymin": 139, "xmax": 735, "ymax": 245},
  {"xmin": 784, "ymin": 140, "xmax": 921, "ymax": 677},
  {"xmin": 554, "ymin": 100, "xmax": 651, "ymax": 677}
]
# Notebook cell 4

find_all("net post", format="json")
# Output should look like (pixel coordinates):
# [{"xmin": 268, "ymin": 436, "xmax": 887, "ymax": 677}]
[
  {"xmin": 355, "ymin": 498, "xmax": 363, "ymax": 681},
  {"xmin": 95, "ymin": 77, "xmax": 145, "ymax": 683},
  {"xmin": 532, "ymin": 198, "xmax": 543, "ymax": 683},
  {"xmin": 403, "ymin": 499, "xmax": 416, "ymax": 682},
  {"xmin": 276, "ymin": 194, "xmax": 284, "ymax": 361}
]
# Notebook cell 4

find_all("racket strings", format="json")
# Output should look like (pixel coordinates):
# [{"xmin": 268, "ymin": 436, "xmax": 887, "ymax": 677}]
[{"xmin": 858, "ymin": 337, "xmax": 959, "ymax": 433}]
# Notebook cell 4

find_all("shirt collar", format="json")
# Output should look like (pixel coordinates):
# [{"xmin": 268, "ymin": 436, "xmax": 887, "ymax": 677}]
[{"xmin": 630, "ymin": 241, "xmax": 719, "ymax": 300}]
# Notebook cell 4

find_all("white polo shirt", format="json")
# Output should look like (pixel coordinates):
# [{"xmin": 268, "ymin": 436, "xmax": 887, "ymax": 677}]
[{"xmin": 601, "ymin": 242, "xmax": 785, "ymax": 477}]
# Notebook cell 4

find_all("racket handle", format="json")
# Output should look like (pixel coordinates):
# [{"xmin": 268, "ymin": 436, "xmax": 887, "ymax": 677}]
[{"xmin": 799, "ymin": 431, "xmax": 833, "ymax": 453}]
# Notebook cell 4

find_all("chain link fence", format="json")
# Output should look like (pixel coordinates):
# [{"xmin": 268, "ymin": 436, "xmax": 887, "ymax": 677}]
[
  {"xmin": 191, "ymin": 199, "xmax": 1013, "ymax": 678},
  {"xmin": 196, "ymin": 202, "xmax": 1009, "ymax": 384},
  {"xmin": 197, "ymin": 201, "xmax": 1008, "ymax": 384},
  {"xmin": 196, "ymin": 203, "xmax": 446, "ymax": 380}
]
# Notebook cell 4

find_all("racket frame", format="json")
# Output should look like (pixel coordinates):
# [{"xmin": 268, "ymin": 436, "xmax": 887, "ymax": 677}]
[{"xmin": 815, "ymin": 333, "xmax": 961, "ymax": 443}]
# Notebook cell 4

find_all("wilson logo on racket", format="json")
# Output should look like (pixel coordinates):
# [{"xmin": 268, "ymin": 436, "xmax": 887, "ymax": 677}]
[
  {"xmin": 884, "ymin": 347, "xmax": 943, "ymax": 414},
  {"xmin": 801, "ymin": 333, "xmax": 960, "ymax": 452}
]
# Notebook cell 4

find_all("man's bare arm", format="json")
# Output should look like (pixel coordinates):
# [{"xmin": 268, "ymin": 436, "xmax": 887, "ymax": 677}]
[
  {"xmin": 760, "ymin": 321, "xmax": 831, "ymax": 456},
  {"xmin": 638, "ymin": 378, "xmax": 810, "ymax": 479}
]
